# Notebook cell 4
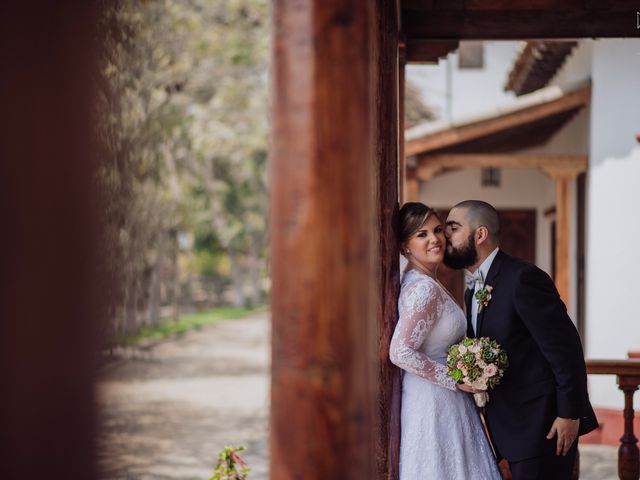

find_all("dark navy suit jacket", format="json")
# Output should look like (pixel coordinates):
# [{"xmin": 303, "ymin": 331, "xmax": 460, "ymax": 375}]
[{"xmin": 467, "ymin": 250, "xmax": 598, "ymax": 462}]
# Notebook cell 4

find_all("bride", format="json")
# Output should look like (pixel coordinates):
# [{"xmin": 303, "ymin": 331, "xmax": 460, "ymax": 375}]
[{"xmin": 390, "ymin": 202, "xmax": 501, "ymax": 480}]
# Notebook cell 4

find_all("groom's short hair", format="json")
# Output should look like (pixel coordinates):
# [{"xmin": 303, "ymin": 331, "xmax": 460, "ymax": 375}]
[{"xmin": 454, "ymin": 200, "xmax": 500, "ymax": 244}]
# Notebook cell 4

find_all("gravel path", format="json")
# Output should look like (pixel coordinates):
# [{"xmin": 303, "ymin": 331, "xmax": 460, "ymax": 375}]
[
  {"xmin": 96, "ymin": 311, "xmax": 617, "ymax": 479},
  {"xmin": 97, "ymin": 312, "xmax": 270, "ymax": 480}
]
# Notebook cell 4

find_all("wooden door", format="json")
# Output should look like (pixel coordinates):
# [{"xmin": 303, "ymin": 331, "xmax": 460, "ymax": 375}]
[{"xmin": 436, "ymin": 208, "xmax": 536, "ymax": 307}]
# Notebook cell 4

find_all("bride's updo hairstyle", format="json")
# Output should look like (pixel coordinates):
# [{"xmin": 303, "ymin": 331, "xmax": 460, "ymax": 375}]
[{"xmin": 397, "ymin": 202, "xmax": 440, "ymax": 257}]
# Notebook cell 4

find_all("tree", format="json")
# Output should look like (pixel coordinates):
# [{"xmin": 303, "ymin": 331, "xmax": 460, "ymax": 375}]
[
  {"xmin": 405, "ymin": 79, "xmax": 436, "ymax": 128},
  {"xmin": 96, "ymin": 0, "xmax": 270, "ymax": 341}
]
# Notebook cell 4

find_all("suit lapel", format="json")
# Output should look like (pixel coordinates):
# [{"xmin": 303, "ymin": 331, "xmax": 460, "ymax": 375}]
[{"xmin": 476, "ymin": 250, "xmax": 504, "ymax": 337}]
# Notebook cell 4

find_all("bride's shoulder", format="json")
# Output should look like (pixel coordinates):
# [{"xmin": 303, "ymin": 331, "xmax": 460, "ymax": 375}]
[
  {"xmin": 400, "ymin": 271, "xmax": 441, "ymax": 303},
  {"xmin": 401, "ymin": 269, "xmax": 436, "ymax": 284}
]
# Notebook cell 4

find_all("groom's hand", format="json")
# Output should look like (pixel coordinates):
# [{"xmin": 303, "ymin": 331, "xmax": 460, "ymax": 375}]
[{"xmin": 546, "ymin": 417, "xmax": 580, "ymax": 456}]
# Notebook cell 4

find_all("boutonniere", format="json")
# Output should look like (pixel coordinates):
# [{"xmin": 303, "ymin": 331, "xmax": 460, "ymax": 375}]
[{"xmin": 475, "ymin": 285, "xmax": 493, "ymax": 311}]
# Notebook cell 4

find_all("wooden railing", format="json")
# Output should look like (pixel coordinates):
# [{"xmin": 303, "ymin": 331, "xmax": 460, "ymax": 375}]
[{"xmin": 586, "ymin": 359, "xmax": 640, "ymax": 480}]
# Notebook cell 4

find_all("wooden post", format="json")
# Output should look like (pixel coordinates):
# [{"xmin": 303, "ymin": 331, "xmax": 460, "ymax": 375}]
[
  {"xmin": 555, "ymin": 174, "xmax": 571, "ymax": 308},
  {"xmin": 405, "ymin": 169, "xmax": 419, "ymax": 202},
  {"xmin": 271, "ymin": 2, "xmax": 379, "ymax": 478},
  {"xmin": 542, "ymin": 165, "xmax": 585, "ymax": 308},
  {"xmin": 0, "ymin": 3, "xmax": 99, "ymax": 479},
  {"xmin": 586, "ymin": 361, "xmax": 640, "ymax": 480},
  {"xmin": 372, "ymin": 2, "xmax": 401, "ymax": 479},
  {"xmin": 618, "ymin": 378, "xmax": 640, "ymax": 480},
  {"xmin": 398, "ymin": 45, "xmax": 406, "ymax": 204}
]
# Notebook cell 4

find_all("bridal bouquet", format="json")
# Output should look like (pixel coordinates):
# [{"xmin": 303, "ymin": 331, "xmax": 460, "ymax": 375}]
[{"xmin": 446, "ymin": 337, "xmax": 509, "ymax": 407}]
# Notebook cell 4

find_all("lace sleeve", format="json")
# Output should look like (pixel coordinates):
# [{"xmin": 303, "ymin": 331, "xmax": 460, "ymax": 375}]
[{"xmin": 389, "ymin": 277, "xmax": 458, "ymax": 391}]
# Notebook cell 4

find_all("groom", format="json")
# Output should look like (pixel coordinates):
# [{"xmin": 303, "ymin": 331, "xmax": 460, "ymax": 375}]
[{"xmin": 443, "ymin": 200, "xmax": 597, "ymax": 480}]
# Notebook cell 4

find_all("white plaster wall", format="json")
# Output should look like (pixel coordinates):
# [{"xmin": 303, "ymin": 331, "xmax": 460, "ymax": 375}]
[
  {"xmin": 419, "ymin": 168, "xmax": 555, "ymax": 277},
  {"xmin": 407, "ymin": 41, "xmax": 520, "ymax": 122},
  {"xmin": 521, "ymin": 107, "xmax": 591, "ymax": 156},
  {"xmin": 590, "ymin": 39, "xmax": 640, "ymax": 166},
  {"xmin": 586, "ymin": 39, "xmax": 640, "ymax": 409}
]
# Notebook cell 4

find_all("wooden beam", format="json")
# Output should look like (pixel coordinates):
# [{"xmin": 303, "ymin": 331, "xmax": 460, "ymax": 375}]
[
  {"xmin": 463, "ymin": 0, "xmax": 583, "ymax": 10},
  {"xmin": 541, "ymin": 164, "xmax": 587, "ymax": 179},
  {"xmin": 406, "ymin": 170, "xmax": 420, "ymax": 202},
  {"xmin": 554, "ymin": 174, "xmax": 571, "ymax": 308},
  {"xmin": 399, "ymin": 48, "xmax": 406, "ymax": 203},
  {"xmin": 539, "ymin": 164, "xmax": 585, "ymax": 308},
  {"xmin": 401, "ymin": 8, "xmax": 638, "ymax": 39},
  {"xmin": 403, "ymin": 0, "xmax": 585, "ymax": 11},
  {"xmin": 415, "ymin": 154, "xmax": 588, "ymax": 181},
  {"xmin": 405, "ymin": 39, "xmax": 458, "ymax": 63},
  {"xmin": 371, "ymin": 2, "xmax": 402, "ymax": 479},
  {"xmin": 271, "ymin": 2, "xmax": 377, "ymax": 478},
  {"xmin": 405, "ymin": 85, "xmax": 590, "ymax": 156}
]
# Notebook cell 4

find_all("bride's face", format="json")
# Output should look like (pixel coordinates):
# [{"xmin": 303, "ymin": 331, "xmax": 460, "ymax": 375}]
[{"xmin": 404, "ymin": 214, "xmax": 445, "ymax": 269}]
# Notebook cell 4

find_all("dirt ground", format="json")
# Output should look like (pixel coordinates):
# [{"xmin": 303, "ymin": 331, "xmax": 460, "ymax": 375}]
[
  {"xmin": 97, "ymin": 312, "xmax": 270, "ymax": 480},
  {"xmin": 96, "ymin": 311, "xmax": 616, "ymax": 480}
]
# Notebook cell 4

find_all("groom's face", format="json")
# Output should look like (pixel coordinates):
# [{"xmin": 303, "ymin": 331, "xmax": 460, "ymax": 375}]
[{"xmin": 444, "ymin": 207, "xmax": 478, "ymax": 270}]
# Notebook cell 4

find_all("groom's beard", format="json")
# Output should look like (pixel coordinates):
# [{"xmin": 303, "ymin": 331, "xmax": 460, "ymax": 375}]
[{"xmin": 444, "ymin": 232, "xmax": 478, "ymax": 270}]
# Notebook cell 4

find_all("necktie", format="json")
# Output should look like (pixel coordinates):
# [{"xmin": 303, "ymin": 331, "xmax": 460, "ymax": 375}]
[
  {"xmin": 464, "ymin": 270, "xmax": 484, "ymax": 337},
  {"xmin": 464, "ymin": 286, "xmax": 475, "ymax": 337}
]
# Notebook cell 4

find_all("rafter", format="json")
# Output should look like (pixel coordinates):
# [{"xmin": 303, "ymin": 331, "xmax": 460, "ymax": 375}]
[{"xmin": 414, "ymin": 153, "xmax": 587, "ymax": 181}]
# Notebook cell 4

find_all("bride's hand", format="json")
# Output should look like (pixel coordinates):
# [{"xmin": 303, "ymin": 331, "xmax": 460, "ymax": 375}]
[{"xmin": 456, "ymin": 384, "xmax": 483, "ymax": 394}]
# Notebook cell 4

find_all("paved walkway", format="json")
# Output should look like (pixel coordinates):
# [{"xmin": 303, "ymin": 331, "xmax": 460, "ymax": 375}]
[{"xmin": 97, "ymin": 312, "xmax": 617, "ymax": 479}]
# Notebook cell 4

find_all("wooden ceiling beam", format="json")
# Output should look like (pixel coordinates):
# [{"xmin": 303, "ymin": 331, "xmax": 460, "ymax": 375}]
[
  {"xmin": 414, "ymin": 153, "xmax": 587, "ymax": 181},
  {"xmin": 401, "ymin": 9, "xmax": 638, "ymax": 40},
  {"xmin": 405, "ymin": 40, "xmax": 459, "ymax": 63},
  {"xmin": 403, "ymin": 0, "xmax": 596, "ymax": 12}
]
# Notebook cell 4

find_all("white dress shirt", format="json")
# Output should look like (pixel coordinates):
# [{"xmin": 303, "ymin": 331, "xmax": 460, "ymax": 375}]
[{"xmin": 469, "ymin": 247, "xmax": 500, "ymax": 334}]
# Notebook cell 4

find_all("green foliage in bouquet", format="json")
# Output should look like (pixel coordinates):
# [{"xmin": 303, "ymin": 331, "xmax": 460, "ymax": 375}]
[
  {"xmin": 447, "ymin": 337, "xmax": 509, "ymax": 390},
  {"xmin": 210, "ymin": 446, "xmax": 251, "ymax": 480}
]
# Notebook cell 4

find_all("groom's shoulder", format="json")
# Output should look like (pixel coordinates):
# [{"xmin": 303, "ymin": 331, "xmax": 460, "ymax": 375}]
[
  {"xmin": 498, "ymin": 251, "xmax": 539, "ymax": 275},
  {"xmin": 499, "ymin": 251, "xmax": 551, "ymax": 281}
]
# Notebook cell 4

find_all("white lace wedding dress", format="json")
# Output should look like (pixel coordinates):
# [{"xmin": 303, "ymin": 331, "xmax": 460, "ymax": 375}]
[{"xmin": 390, "ymin": 269, "xmax": 501, "ymax": 480}]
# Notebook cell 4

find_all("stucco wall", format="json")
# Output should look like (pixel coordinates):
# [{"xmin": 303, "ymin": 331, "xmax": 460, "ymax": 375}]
[
  {"xmin": 407, "ymin": 41, "xmax": 520, "ymax": 122},
  {"xmin": 586, "ymin": 39, "xmax": 640, "ymax": 409}
]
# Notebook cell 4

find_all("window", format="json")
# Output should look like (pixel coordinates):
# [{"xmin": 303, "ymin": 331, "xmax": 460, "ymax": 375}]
[{"xmin": 481, "ymin": 167, "xmax": 500, "ymax": 187}]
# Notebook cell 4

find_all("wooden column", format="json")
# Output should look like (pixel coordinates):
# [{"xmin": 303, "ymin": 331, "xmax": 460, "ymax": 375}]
[
  {"xmin": 555, "ymin": 174, "xmax": 571, "ymax": 307},
  {"xmin": 372, "ymin": 2, "xmax": 401, "ymax": 479},
  {"xmin": 398, "ymin": 45, "xmax": 406, "ymax": 204},
  {"xmin": 271, "ymin": 2, "xmax": 378, "ymax": 479},
  {"xmin": 586, "ymin": 360, "xmax": 640, "ymax": 480},
  {"xmin": 0, "ymin": 3, "xmax": 99, "ymax": 479},
  {"xmin": 542, "ymin": 165, "xmax": 584, "ymax": 308},
  {"xmin": 405, "ymin": 169, "xmax": 419, "ymax": 202},
  {"xmin": 619, "ymin": 379, "xmax": 640, "ymax": 480}
]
